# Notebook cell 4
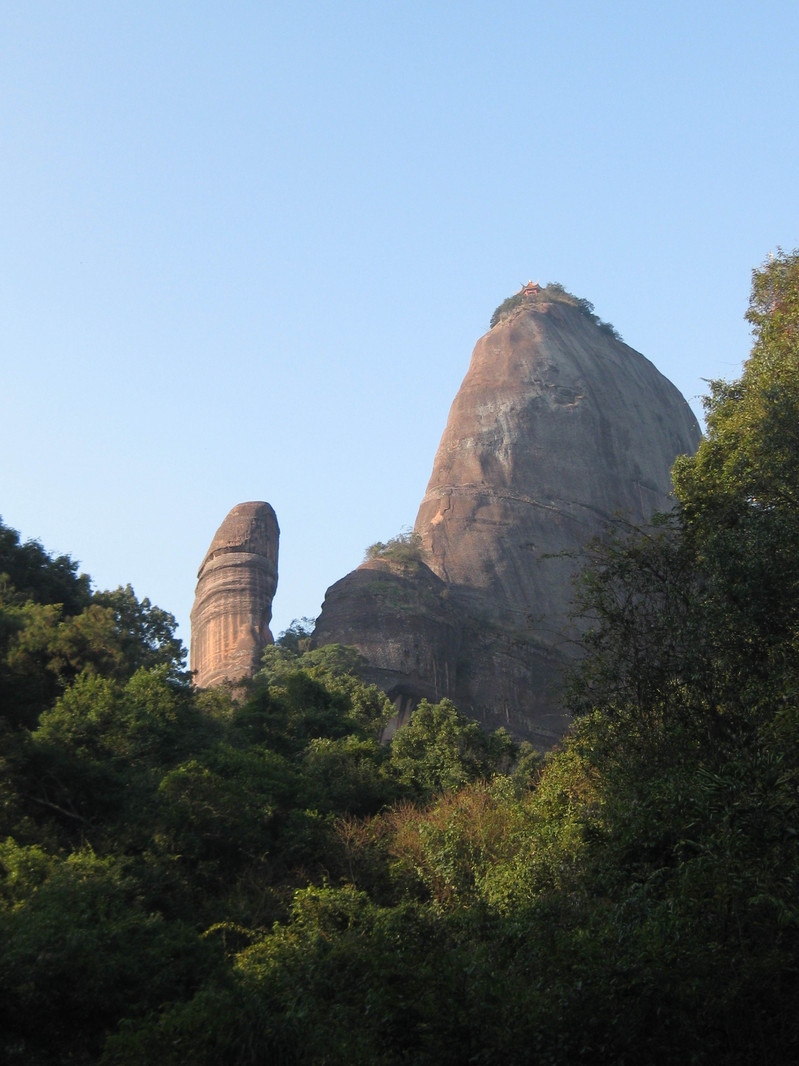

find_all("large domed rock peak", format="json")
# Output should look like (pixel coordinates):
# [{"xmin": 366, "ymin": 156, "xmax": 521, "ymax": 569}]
[
  {"xmin": 314, "ymin": 286, "xmax": 701, "ymax": 744},
  {"xmin": 415, "ymin": 295, "xmax": 701, "ymax": 622},
  {"xmin": 190, "ymin": 501, "xmax": 279, "ymax": 688}
]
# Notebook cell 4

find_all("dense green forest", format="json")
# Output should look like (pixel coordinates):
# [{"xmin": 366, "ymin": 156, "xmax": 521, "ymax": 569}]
[{"xmin": 3, "ymin": 251, "xmax": 799, "ymax": 1064}]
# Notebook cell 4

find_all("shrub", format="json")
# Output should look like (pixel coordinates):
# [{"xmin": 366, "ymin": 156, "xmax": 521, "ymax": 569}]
[
  {"xmin": 364, "ymin": 530, "xmax": 426, "ymax": 566},
  {"xmin": 489, "ymin": 293, "xmax": 524, "ymax": 328}
]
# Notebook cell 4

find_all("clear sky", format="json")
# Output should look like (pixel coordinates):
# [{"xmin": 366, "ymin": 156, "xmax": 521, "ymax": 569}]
[{"xmin": 2, "ymin": 1, "xmax": 798, "ymax": 650}]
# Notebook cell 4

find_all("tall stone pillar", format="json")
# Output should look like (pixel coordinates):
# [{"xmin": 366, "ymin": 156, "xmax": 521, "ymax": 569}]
[{"xmin": 190, "ymin": 501, "xmax": 279, "ymax": 688}]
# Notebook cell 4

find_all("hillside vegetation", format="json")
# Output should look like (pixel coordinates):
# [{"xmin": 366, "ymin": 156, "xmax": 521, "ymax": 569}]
[{"xmin": 2, "ymin": 250, "xmax": 799, "ymax": 1064}]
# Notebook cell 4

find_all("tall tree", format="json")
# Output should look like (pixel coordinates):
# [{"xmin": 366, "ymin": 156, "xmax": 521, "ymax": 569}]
[
  {"xmin": 672, "ymin": 248, "xmax": 799, "ymax": 719},
  {"xmin": 571, "ymin": 248, "xmax": 799, "ymax": 740}
]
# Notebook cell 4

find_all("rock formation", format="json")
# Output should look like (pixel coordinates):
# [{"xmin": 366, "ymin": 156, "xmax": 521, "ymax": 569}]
[
  {"xmin": 314, "ymin": 556, "xmax": 462, "ymax": 739},
  {"xmin": 190, "ymin": 502, "xmax": 279, "ymax": 688},
  {"xmin": 313, "ymin": 287, "xmax": 701, "ymax": 745}
]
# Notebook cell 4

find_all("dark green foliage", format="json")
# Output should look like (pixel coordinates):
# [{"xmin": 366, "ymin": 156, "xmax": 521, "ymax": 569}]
[
  {"xmin": 389, "ymin": 698, "xmax": 516, "ymax": 796},
  {"xmin": 0, "ymin": 519, "xmax": 90, "ymax": 614},
  {"xmin": 0, "ymin": 520, "xmax": 187, "ymax": 731},
  {"xmin": 103, "ymin": 888, "xmax": 478, "ymax": 1066},
  {"xmin": 0, "ymin": 843, "xmax": 211, "ymax": 1065},
  {"xmin": 91, "ymin": 585, "xmax": 188, "ymax": 682},
  {"xmin": 275, "ymin": 616, "xmax": 316, "ymax": 652},
  {"xmin": 546, "ymin": 248, "xmax": 799, "ymax": 1062}
]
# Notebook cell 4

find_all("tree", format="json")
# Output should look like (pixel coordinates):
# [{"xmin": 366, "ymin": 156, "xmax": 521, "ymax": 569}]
[
  {"xmin": 671, "ymin": 248, "xmax": 799, "ymax": 719},
  {"xmin": 275, "ymin": 616, "xmax": 316, "ymax": 652},
  {"xmin": 552, "ymin": 249, "xmax": 799, "ymax": 1062},
  {"xmin": 91, "ymin": 585, "xmax": 188, "ymax": 682},
  {"xmin": 0, "ymin": 841, "xmax": 210, "ymax": 1064},
  {"xmin": 0, "ymin": 518, "xmax": 90, "ymax": 614},
  {"xmin": 390, "ymin": 699, "xmax": 515, "ymax": 795},
  {"xmin": 570, "ymin": 249, "xmax": 799, "ymax": 742}
]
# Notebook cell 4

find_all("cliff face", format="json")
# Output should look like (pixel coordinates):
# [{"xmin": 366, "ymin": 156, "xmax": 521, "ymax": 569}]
[
  {"xmin": 417, "ymin": 298, "xmax": 699, "ymax": 613},
  {"xmin": 314, "ymin": 292, "xmax": 701, "ymax": 744},
  {"xmin": 312, "ymin": 557, "xmax": 463, "ymax": 737},
  {"xmin": 190, "ymin": 502, "xmax": 279, "ymax": 688}
]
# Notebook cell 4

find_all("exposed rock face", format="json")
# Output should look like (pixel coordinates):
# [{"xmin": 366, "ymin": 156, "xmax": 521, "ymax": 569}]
[
  {"xmin": 314, "ymin": 292, "xmax": 701, "ymax": 745},
  {"xmin": 190, "ymin": 502, "xmax": 279, "ymax": 688}
]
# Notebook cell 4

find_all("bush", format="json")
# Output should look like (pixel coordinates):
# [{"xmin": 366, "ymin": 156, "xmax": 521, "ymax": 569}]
[
  {"xmin": 364, "ymin": 530, "xmax": 426, "ymax": 566},
  {"xmin": 489, "ymin": 293, "xmax": 524, "ymax": 328}
]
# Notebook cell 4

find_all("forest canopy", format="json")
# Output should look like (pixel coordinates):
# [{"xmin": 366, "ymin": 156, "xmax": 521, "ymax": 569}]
[{"xmin": 2, "ymin": 250, "xmax": 799, "ymax": 1064}]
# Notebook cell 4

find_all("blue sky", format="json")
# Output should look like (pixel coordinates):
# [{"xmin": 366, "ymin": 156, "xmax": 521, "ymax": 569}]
[{"xmin": 2, "ymin": 1, "xmax": 797, "ymax": 648}]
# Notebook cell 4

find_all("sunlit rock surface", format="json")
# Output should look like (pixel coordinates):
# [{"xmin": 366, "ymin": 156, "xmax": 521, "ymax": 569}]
[{"xmin": 190, "ymin": 502, "xmax": 279, "ymax": 688}]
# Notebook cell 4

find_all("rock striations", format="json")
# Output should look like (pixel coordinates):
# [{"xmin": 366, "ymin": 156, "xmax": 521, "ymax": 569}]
[
  {"xmin": 190, "ymin": 502, "xmax": 279, "ymax": 688},
  {"xmin": 313, "ymin": 288, "xmax": 701, "ymax": 745}
]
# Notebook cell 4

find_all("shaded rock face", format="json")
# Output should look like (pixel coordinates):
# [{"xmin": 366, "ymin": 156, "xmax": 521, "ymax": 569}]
[
  {"xmin": 190, "ymin": 502, "xmax": 279, "ymax": 688},
  {"xmin": 314, "ymin": 295, "xmax": 701, "ymax": 745},
  {"xmin": 312, "ymin": 558, "xmax": 462, "ymax": 739}
]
